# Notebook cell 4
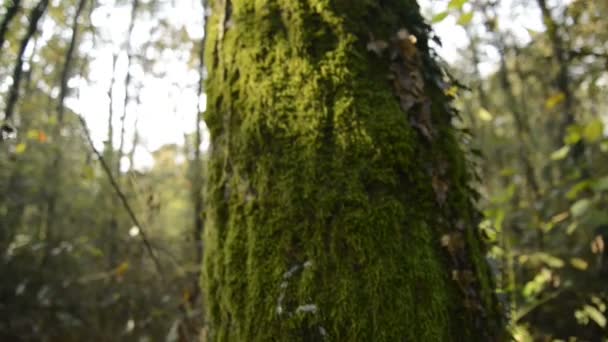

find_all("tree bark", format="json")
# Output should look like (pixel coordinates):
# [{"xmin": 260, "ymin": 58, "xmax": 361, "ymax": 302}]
[
  {"xmin": 0, "ymin": 0, "xmax": 22, "ymax": 61},
  {"xmin": 3, "ymin": 0, "xmax": 48, "ymax": 124},
  {"xmin": 202, "ymin": 1, "xmax": 503, "ymax": 340}
]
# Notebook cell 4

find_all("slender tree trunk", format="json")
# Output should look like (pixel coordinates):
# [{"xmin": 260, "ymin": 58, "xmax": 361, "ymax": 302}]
[
  {"xmin": 3, "ymin": 0, "xmax": 48, "ymax": 126},
  {"xmin": 106, "ymin": 53, "xmax": 118, "ymax": 160},
  {"xmin": 202, "ymin": 1, "xmax": 502, "ymax": 340},
  {"xmin": 117, "ymin": 0, "xmax": 140, "ymax": 174},
  {"xmin": 42, "ymin": 0, "xmax": 88, "ymax": 264},
  {"xmin": 104, "ymin": 53, "xmax": 119, "ymax": 268},
  {"xmin": 193, "ymin": 0, "xmax": 207, "ymax": 298},
  {"xmin": 536, "ymin": 0, "xmax": 584, "ymax": 164},
  {"xmin": 0, "ymin": 0, "xmax": 22, "ymax": 61}
]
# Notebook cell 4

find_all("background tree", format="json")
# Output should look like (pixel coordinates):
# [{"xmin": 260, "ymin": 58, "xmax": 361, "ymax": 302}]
[{"xmin": 432, "ymin": 0, "xmax": 608, "ymax": 339}]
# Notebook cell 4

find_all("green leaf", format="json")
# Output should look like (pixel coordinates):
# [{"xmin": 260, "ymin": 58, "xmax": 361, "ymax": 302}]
[
  {"xmin": 545, "ymin": 92, "xmax": 565, "ymax": 110},
  {"xmin": 592, "ymin": 176, "xmax": 608, "ymax": 192},
  {"xmin": 583, "ymin": 119, "xmax": 604, "ymax": 143},
  {"xmin": 14, "ymin": 143, "xmax": 26, "ymax": 154},
  {"xmin": 537, "ymin": 252, "xmax": 565, "ymax": 268},
  {"xmin": 432, "ymin": 11, "xmax": 449, "ymax": 23},
  {"xmin": 550, "ymin": 145, "xmax": 570, "ymax": 160},
  {"xmin": 570, "ymin": 258, "xmax": 588, "ymax": 270},
  {"xmin": 477, "ymin": 107, "xmax": 493, "ymax": 121},
  {"xmin": 566, "ymin": 180, "xmax": 591, "ymax": 199},
  {"xmin": 564, "ymin": 125, "xmax": 582, "ymax": 145},
  {"xmin": 570, "ymin": 198, "xmax": 591, "ymax": 218},
  {"xmin": 26, "ymin": 129, "xmax": 39, "ymax": 140},
  {"xmin": 584, "ymin": 305, "xmax": 607, "ymax": 328},
  {"xmin": 457, "ymin": 12, "xmax": 474, "ymax": 26},
  {"xmin": 566, "ymin": 222, "xmax": 578, "ymax": 235},
  {"xmin": 448, "ymin": 0, "xmax": 468, "ymax": 10}
]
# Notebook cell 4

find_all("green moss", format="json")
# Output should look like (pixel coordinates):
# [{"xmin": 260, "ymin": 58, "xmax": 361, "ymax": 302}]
[{"xmin": 202, "ymin": 0, "xmax": 502, "ymax": 340}]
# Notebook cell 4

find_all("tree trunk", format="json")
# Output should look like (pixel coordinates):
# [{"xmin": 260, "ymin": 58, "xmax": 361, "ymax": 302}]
[
  {"xmin": 202, "ymin": 1, "xmax": 503, "ymax": 340},
  {"xmin": 0, "ymin": 0, "xmax": 22, "ymax": 60},
  {"xmin": 3, "ymin": 0, "xmax": 48, "ymax": 125}
]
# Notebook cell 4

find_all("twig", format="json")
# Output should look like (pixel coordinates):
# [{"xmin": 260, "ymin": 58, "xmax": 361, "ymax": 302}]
[
  {"xmin": 76, "ymin": 115, "xmax": 166, "ymax": 284},
  {"xmin": 512, "ymin": 289, "xmax": 564, "ymax": 323}
]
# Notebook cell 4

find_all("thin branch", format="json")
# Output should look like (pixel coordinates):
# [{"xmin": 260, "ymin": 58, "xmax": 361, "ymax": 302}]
[
  {"xmin": 76, "ymin": 114, "xmax": 166, "ymax": 284},
  {"xmin": 117, "ymin": 0, "xmax": 140, "ymax": 171}
]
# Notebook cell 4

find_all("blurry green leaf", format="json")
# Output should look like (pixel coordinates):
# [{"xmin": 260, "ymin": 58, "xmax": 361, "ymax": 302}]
[
  {"xmin": 564, "ymin": 125, "xmax": 582, "ymax": 145},
  {"xmin": 566, "ymin": 222, "xmax": 578, "ymax": 235},
  {"xmin": 511, "ymin": 324, "xmax": 533, "ymax": 342},
  {"xmin": 432, "ymin": 11, "xmax": 449, "ymax": 23},
  {"xmin": 523, "ymin": 268, "xmax": 552, "ymax": 297},
  {"xmin": 477, "ymin": 107, "xmax": 493, "ymax": 121},
  {"xmin": 550, "ymin": 145, "xmax": 570, "ymax": 160},
  {"xmin": 537, "ymin": 253, "xmax": 564, "ymax": 268},
  {"xmin": 457, "ymin": 12, "xmax": 474, "ymax": 26},
  {"xmin": 448, "ymin": 0, "xmax": 468, "ymax": 10},
  {"xmin": 591, "ymin": 296, "xmax": 606, "ymax": 312},
  {"xmin": 584, "ymin": 305, "xmax": 606, "ymax": 328},
  {"xmin": 541, "ymin": 221, "xmax": 554, "ymax": 233},
  {"xmin": 479, "ymin": 219, "xmax": 497, "ymax": 242},
  {"xmin": 566, "ymin": 180, "xmax": 591, "ymax": 199},
  {"xmin": 545, "ymin": 92, "xmax": 566, "ymax": 110},
  {"xmin": 15, "ymin": 143, "xmax": 26, "ymax": 154},
  {"xmin": 583, "ymin": 119, "xmax": 604, "ymax": 143},
  {"xmin": 592, "ymin": 176, "xmax": 608, "ymax": 192},
  {"xmin": 26, "ymin": 129, "xmax": 39, "ymax": 139},
  {"xmin": 575, "ymin": 309, "xmax": 589, "ymax": 325},
  {"xmin": 570, "ymin": 258, "xmax": 588, "ymax": 270},
  {"xmin": 85, "ymin": 245, "xmax": 104, "ymax": 257},
  {"xmin": 499, "ymin": 168, "xmax": 516, "ymax": 177},
  {"xmin": 115, "ymin": 262, "xmax": 129, "ymax": 277},
  {"xmin": 570, "ymin": 198, "xmax": 591, "ymax": 218},
  {"xmin": 444, "ymin": 85, "xmax": 458, "ymax": 97},
  {"xmin": 583, "ymin": 209, "xmax": 608, "ymax": 227}
]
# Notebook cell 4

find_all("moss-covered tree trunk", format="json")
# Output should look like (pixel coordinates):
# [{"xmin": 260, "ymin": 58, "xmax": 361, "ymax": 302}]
[{"xmin": 202, "ymin": 1, "xmax": 503, "ymax": 340}]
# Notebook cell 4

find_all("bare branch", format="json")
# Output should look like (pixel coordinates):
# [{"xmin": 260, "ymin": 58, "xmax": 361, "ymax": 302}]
[{"xmin": 76, "ymin": 114, "xmax": 166, "ymax": 283}]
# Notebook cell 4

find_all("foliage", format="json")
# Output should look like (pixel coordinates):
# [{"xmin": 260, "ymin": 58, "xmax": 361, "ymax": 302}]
[
  {"xmin": 0, "ymin": 0, "xmax": 204, "ymax": 340},
  {"xmin": 441, "ymin": 0, "xmax": 608, "ymax": 339}
]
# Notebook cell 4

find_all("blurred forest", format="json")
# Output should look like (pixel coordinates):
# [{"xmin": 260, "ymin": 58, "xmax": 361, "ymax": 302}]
[{"xmin": 0, "ymin": 0, "xmax": 607, "ymax": 341}]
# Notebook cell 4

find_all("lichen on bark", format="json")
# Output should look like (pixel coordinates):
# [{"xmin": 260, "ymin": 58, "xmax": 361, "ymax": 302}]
[{"xmin": 202, "ymin": 0, "xmax": 503, "ymax": 341}]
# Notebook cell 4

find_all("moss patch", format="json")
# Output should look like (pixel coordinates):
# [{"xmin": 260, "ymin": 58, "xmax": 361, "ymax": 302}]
[{"xmin": 202, "ymin": 0, "xmax": 502, "ymax": 340}]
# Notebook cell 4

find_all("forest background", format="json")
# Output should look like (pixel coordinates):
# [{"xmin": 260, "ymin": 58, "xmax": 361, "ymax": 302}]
[{"xmin": 1, "ymin": 0, "xmax": 607, "ymax": 340}]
